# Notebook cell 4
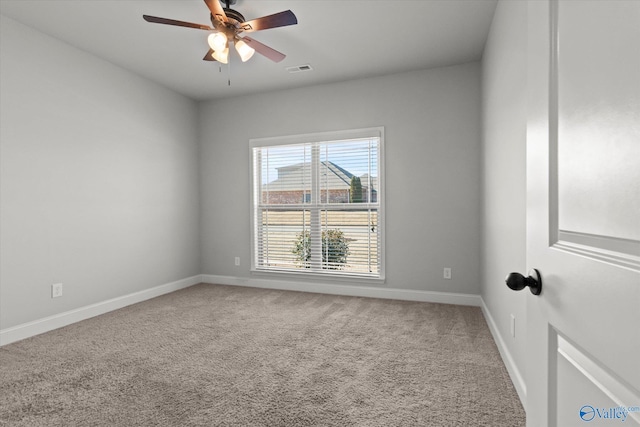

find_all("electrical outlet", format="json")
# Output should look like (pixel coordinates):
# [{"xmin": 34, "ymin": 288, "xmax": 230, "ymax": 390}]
[
  {"xmin": 510, "ymin": 314, "xmax": 516, "ymax": 338},
  {"xmin": 443, "ymin": 268, "xmax": 452, "ymax": 279},
  {"xmin": 52, "ymin": 283, "xmax": 63, "ymax": 298},
  {"xmin": 235, "ymin": 257, "xmax": 240, "ymax": 266}
]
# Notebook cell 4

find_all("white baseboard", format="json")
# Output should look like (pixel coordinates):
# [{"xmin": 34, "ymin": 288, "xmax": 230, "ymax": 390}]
[
  {"xmin": 201, "ymin": 274, "xmax": 482, "ymax": 306},
  {"xmin": 480, "ymin": 297, "xmax": 527, "ymax": 408},
  {"xmin": 0, "ymin": 275, "xmax": 202, "ymax": 346}
]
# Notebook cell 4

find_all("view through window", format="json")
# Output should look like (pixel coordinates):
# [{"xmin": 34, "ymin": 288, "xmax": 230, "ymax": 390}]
[{"xmin": 251, "ymin": 128, "xmax": 384, "ymax": 279}]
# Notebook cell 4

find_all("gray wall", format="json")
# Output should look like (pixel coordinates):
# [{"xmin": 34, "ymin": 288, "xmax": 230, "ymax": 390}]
[
  {"xmin": 0, "ymin": 16, "xmax": 201, "ymax": 329},
  {"xmin": 480, "ymin": 0, "xmax": 528, "ymax": 398},
  {"xmin": 200, "ymin": 63, "xmax": 482, "ymax": 294}
]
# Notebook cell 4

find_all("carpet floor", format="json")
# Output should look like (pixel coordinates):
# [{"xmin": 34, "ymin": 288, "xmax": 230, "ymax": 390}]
[{"xmin": 0, "ymin": 283, "xmax": 525, "ymax": 426}]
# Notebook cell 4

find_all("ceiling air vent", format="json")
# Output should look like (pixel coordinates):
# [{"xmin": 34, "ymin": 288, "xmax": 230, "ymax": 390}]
[{"xmin": 286, "ymin": 64, "xmax": 313, "ymax": 73}]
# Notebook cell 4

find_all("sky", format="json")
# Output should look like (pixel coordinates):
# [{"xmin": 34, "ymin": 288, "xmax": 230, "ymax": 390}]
[{"xmin": 258, "ymin": 138, "xmax": 379, "ymax": 184}]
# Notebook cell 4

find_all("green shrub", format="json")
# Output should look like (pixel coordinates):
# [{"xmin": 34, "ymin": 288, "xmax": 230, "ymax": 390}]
[{"xmin": 292, "ymin": 229, "xmax": 350, "ymax": 269}]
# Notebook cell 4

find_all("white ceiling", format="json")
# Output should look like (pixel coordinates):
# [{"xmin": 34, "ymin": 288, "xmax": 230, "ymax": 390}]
[{"xmin": 0, "ymin": 0, "xmax": 498, "ymax": 101}]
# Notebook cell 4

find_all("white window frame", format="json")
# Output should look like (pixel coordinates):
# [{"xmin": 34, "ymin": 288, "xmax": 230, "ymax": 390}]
[{"xmin": 250, "ymin": 127, "xmax": 385, "ymax": 281}]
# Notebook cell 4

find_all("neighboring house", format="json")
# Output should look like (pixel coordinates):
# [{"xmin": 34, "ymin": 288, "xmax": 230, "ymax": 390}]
[{"xmin": 262, "ymin": 161, "xmax": 377, "ymax": 204}]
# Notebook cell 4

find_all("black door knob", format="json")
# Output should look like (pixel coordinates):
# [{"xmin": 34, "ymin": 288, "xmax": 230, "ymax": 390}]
[{"xmin": 505, "ymin": 269, "xmax": 542, "ymax": 295}]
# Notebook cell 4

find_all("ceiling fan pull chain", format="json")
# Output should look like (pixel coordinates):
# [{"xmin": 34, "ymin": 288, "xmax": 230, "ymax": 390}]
[{"xmin": 228, "ymin": 57, "xmax": 231, "ymax": 86}]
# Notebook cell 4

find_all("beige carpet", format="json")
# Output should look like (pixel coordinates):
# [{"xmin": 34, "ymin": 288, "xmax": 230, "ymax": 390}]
[{"xmin": 0, "ymin": 283, "xmax": 525, "ymax": 426}]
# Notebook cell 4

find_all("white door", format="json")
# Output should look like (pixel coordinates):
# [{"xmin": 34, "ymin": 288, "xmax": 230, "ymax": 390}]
[{"xmin": 525, "ymin": 0, "xmax": 640, "ymax": 426}]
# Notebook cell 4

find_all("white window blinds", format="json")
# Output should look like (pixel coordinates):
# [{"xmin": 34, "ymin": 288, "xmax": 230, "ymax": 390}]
[{"xmin": 251, "ymin": 128, "xmax": 384, "ymax": 279}]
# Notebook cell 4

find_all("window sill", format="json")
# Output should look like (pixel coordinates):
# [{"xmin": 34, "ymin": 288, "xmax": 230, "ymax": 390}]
[{"xmin": 250, "ymin": 268, "xmax": 386, "ymax": 285}]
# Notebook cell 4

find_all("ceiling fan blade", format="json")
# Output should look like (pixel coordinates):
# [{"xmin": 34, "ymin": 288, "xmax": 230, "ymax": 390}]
[
  {"xmin": 204, "ymin": 0, "xmax": 227, "ymax": 23},
  {"xmin": 240, "ymin": 10, "xmax": 297, "ymax": 32},
  {"xmin": 143, "ymin": 15, "xmax": 212, "ymax": 31},
  {"xmin": 203, "ymin": 49, "xmax": 217, "ymax": 61},
  {"xmin": 241, "ymin": 36, "xmax": 286, "ymax": 63}
]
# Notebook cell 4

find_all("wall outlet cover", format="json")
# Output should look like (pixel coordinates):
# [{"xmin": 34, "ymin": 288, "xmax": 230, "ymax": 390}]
[{"xmin": 52, "ymin": 283, "xmax": 63, "ymax": 298}]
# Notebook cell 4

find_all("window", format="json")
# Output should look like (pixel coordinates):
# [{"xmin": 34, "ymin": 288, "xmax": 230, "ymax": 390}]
[{"xmin": 251, "ymin": 127, "xmax": 384, "ymax": 279}]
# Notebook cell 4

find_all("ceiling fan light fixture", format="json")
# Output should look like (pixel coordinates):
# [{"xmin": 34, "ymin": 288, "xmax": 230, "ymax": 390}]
[
  {"xmin": 211, "ymin": 47, "xmax": 229, "ymax": 64},
  {"xmin": 208, "ymin": 32, "xmax": 228, "ymax": 52},
  {"xmin": 235, "ymin": 39, "xmax": 255, "ymax": 62},
  {"xmin": 143, "ymin": 4, "xmax": 298, "ymax": 67}
]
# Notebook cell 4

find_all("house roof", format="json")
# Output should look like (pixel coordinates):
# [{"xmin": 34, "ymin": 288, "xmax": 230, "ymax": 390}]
[{"xmin": 265, "ymin": 161, "xmax": 376, "ymax": 192}]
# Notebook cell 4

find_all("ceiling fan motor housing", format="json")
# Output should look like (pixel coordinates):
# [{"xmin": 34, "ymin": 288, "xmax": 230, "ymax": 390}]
[
  {"xmin": 217, "ymin": 0, "xmax": 243, "ymax": 25},
  {"xmin": 221, "ymin": 9, "xmax": 245, "ymax": 25},
  {"xmin": 210, "ymin": 9, "xmax": 245, "ymax": 42}
]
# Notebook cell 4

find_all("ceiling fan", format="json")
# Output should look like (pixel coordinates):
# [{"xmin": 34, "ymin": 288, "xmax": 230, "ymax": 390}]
[{"xmin": 143, "ymin": 0, "xmax": 297, "ymax": 64}]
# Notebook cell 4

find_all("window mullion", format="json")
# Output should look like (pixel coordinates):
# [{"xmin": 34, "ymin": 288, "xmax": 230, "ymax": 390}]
[{"xmin": 310, "ymin": 144, "xmax": 322, "ymax": 270}]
